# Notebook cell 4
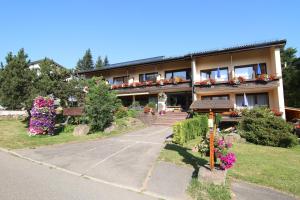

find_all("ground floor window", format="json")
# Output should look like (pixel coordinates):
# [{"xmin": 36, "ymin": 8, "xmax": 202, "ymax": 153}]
[{"xmin": 236, "ymin": 93, "xmax": 269, "ymax": 108}]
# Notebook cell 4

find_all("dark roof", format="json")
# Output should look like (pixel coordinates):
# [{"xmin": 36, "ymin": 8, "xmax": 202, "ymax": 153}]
[
  {"xmin": 78, "ymin": 39, "xmax": 286, "ymax": 74},
  {"xmin": 29, "ymin": 58, "xmax": 65, "ymax": 69},
  {"xmin": 190, "ymin": 100, "xmax": 234, "ymax": 110}
]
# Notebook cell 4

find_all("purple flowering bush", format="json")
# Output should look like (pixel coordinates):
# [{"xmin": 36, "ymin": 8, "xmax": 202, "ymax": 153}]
[
  {"xmin": 215, "ymin": 139, "xmax": 236, "ymax": 170},
  {"xmin": 28, "ymin": 96, "xmax": 56, "ymax": 136}
]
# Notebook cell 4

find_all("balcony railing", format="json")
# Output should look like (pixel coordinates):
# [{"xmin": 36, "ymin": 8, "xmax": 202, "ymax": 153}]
[
  {"xmin": 194, "ymin": 74, "xmax": 280, "ymax": 93},
  {"xmin": 110, "ymin": 79, "xmax": 192, "ymax": 94}
]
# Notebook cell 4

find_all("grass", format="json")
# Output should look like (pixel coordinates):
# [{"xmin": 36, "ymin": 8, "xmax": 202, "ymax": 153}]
[
  {"xmin": 0, "ymin": 119, "xmax": 144, "ymax": 149},
  {"xmin": 159, "ymin": 137, "xmax": 208, "ymax": 168},
  {"xmin": 187, "ymin": 178, "xmax": 231, "ymax": 200},
  {"xmin": 228, "ymin": 143, "xmax": 300, "ymax": 196},
  {"xmin": 159, "ymin": 136, "xmax": 300, "ymax": 197}
]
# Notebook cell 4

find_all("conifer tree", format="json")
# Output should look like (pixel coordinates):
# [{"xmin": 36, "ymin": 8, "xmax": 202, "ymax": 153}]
[
  {"xmin": 76, "ymin": 49, "xmax": 94, "ymax": 71},
  {"xmin": 0, "ymin": 49, "xmax": 35, "ymax": 109},
  {"xmin": 95, "ymin": 56, "xmax": 104, "ymax": 68}
]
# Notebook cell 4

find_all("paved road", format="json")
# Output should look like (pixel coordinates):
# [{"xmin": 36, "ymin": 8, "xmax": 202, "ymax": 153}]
[
  {"xmin": 231, "ymin": 180, "xmax": 298, "ymax": 200},
  {"xmin": 1, "ymin": 126, "xmax": 173, "ymax": 200}
]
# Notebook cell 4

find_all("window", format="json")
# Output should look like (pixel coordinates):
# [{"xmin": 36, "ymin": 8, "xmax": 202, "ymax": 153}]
[
  {"xmin": 236, "ymin": 93, "xmax": 269, "ymax": 108},
  {"xmin": 200, "ymin": 67, "xmax": 228, "ymax": 82},
  {"xmin": 234, "ymin": 63, "xmax": 267, "ymax": 79},
  {"xmin": 165, "ymin": 69, "xmax": 191, "ymax": 80},
  {"xmin": 139, "ymin": 72, "xmax": 158, "ymax": 82},
  {"xmin": 201, "ymin": 95, "xmax": 229, "ymax": 100},
  {"xmin": 113, "ymin": 76, "xmax": 128, "ymax": 84}
]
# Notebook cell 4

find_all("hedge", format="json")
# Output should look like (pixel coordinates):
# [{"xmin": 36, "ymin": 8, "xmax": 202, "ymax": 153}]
[{"xmin": 173, "ymin": 115, "xmax": 208, "ymax": 145}]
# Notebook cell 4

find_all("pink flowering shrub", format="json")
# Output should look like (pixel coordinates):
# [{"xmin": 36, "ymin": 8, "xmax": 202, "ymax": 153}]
[
  {"xmin": 28, "ymin": 96, "xmax": 56, "ymax": 136},
  {"xmin": 215, "ymin": 139, "xmax": 236, "ymax": 170}
]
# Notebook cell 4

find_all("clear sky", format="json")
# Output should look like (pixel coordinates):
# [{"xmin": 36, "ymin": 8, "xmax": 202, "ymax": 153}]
[{"xmin": 0, "ymin": 0, "xmax": 299, "ymax": 68}]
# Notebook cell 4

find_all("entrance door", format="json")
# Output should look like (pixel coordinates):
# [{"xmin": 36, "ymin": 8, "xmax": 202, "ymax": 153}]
[{"xmin": 166, "ymin": 92, "xmax": 192, "ymax": 111}]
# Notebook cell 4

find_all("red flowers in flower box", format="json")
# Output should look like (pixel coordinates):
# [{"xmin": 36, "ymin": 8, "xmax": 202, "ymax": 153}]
[
  {"xmin": 228, "ymin": 76, "xmax": 245, "ymax": 86},
  {"xmin": 256, "ymin": 74, "xmax": 276, "ymax": 83},
  {"xmin": 195, "ymin": 78, "xmax": 216, "ymax": 87},
  {"xmin": 229, "ymin": 110, "xmax": 241, "ymax": 117},
  {"xmin": 143, "ymin": 81, "xmax": 153, "ymax": 86}
]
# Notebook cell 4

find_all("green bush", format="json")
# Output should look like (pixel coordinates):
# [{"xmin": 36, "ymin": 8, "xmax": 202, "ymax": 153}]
[
  {"xmin": 115, "ymin": 106, "xmax": 128, "ymax": 119},
  {"xmin": 238, "ymin": 107, "xmax": 298, "ymax": 148},
  {"xmin": 84, "ymin": 77, "xmax": 121, "ymax": 132},
  {"xmin": 173, "ymin": 115, "xmax": 208, "ymax": 145},
  {"xmin": 63, "ymin": 124, "xmax": 75, "ymax": 133},
  {"xmin": 127, "ymin": 109, "xmax": 139, "ymax": 118},
  {"xmin": 147, "ymin": 102, "xmax": 156, "ymax": 109}
]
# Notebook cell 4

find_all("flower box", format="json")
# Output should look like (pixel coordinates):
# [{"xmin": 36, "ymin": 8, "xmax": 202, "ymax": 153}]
[{"xmin": 195, "ymin": 78, "xmax": 216, "ymax": 87}]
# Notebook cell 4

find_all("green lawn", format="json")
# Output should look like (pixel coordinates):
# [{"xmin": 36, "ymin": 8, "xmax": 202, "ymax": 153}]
[
  {"xmin": 0, "ymin": 119, "xmax": 143, "ymax": 149},
  {"xmin": 229, "ymin": 143, "xmax": 300, "ymax": 196},
  {"xmin": 159, "ymin": 137, "xmax": 300, "ymax": 197}
]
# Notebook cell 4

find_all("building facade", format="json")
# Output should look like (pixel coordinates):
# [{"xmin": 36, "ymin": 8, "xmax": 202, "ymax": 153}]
[{"xmin": 79, "ymin": 40, "xmax": 286, "ymax": 119}]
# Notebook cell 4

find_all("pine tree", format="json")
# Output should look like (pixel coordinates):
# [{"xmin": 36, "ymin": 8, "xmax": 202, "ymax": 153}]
[
  {"xmin": 104, "ymin": 56, "xmax": 109, "ymax": 66},
  {"xmin": 0, "ymin": 49, "xmax": 35, "ymax": 109},
  {"xmin": 95, "ymin": 56, "xmax": 104, "ymax": 68},
  {"xmin": 76, "ymin": 49, "xmax": 94, "ymax": 71}
]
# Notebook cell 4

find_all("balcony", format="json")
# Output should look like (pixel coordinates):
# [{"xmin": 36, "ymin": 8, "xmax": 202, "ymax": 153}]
[
  {"xmin": 111, "ymin": 79, "xmax": 192, "ymax": 94},
  {"xmin": 194, "ymin": 75, "xmax": 280, "ymax": 94}
]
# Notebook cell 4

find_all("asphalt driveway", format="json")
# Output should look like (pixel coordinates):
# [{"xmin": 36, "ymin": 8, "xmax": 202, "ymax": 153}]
[{"xmin": 14, "ymin": 126, "xmax": 172, "ymax": 192}]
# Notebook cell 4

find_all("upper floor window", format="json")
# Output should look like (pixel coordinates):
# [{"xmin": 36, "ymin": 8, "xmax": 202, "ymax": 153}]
[
  {"xmin": 113, "ymin": 76, "xmax": 128, "ymax": 84},
  {"xmin": 201, "ymin": 95, "xmax": 229, "ymax": 100},
  {"xmin": 234, "ymin": 63, "xmax": 267, "ymax": 80},
  {"xmin": 139, "ymin": 72, "xmax": 158, "ymax": 82},
  {"xmin": 165, "ymin": 68, "xmax": 191, "ymax": 80},
  {"xmin": 200, "ymin": 67, "xmax": 228, "ymax": 82}
]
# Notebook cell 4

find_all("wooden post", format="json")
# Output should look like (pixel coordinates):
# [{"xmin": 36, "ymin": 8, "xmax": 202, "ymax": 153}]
[{"xmin": 209, "ymin": 111, "xmax": 214, "ymax": 171}]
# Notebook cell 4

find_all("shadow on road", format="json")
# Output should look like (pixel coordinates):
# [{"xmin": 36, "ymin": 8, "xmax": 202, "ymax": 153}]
[{"xmin": 164, "ymin": 143, "xmax": 208, "ymax": 178}]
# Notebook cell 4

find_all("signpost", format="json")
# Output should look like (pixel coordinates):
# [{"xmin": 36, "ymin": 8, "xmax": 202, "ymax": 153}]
[{"xmin": 208, "ymin": 111, "xmax": 215, "ymax": 171}]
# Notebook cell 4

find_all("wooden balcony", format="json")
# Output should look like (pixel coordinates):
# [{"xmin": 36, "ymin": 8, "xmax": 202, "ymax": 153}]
[
  {"xmin": 111, "ymin": 81, "xmax": 192, "ymax": 95},
  {"xmin": 194, "ymin": 78, "xmax": 280, "ymax": 94}
]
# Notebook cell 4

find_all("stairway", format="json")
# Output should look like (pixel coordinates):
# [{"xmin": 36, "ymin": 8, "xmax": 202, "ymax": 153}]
[{"xmin": 152, "ymin": 111, "xmax": 188, "ymax": 126}]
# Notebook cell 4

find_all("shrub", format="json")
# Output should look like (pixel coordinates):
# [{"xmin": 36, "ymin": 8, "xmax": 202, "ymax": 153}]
[
  {"xmin": 127, "ymin": 109, "xmax": 139, "ymax": 118},
  {"xmin": 173, "ymin": 115, "xmax": 208, "ymax": 145},
  {"xmin": 63, "ymin": 124, "xmax": 75, "ymax": 133},
  {"xmin": 129, "ymin": 101, "xmax": 142, "ymax": 110},
  {"xmin": 147, "ymin": 102, "xmax": 156, "ymax": 109},
  {"xmin": 84, "ymin": 77, "xmax": 121, "ymax": 132},
  {"xmin": 238, "ymin": 107, "xmax": 298, "ymax": 147},
  {"xmin": 115, "ymin": 106, "xmax": 128, "ymax": 119}
]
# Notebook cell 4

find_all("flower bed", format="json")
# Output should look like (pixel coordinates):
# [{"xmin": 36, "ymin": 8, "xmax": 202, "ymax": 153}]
[{"xmin": 28, "ymin": 96, "xmax": 56, "ymax": 136}]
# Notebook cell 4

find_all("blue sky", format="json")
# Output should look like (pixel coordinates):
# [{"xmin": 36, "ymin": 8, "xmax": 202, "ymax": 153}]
[{"xmin": 0, "ymin": 0, "xmax": 299, "ymax": 68}]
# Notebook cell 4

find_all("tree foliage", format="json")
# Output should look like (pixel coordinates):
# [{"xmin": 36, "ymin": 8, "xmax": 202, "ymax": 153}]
[
  {"xmin": 33, "ymin": 59, "xmax": 83, "ymax": 107},
  {"xmin": 95, "ymin": 56, "xmax": 104, "ymax": 68},
  {"xmin": 84, "ymin": 77, "xmax": 121, "ymax": 132},
  {"xmin": 76, "ymin": 49, "xmax": 94, "ymax": 71},
  {"xmin": 0, "ymin": 49, "xmax": 35, "ymax": 109},
  {"xmin": 281, "ymin": 47, "xmax": 300, "ymax": 107},
  {"xmin": 104, "ymin": 56, "xmax": 109, "ymax": 66}
]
